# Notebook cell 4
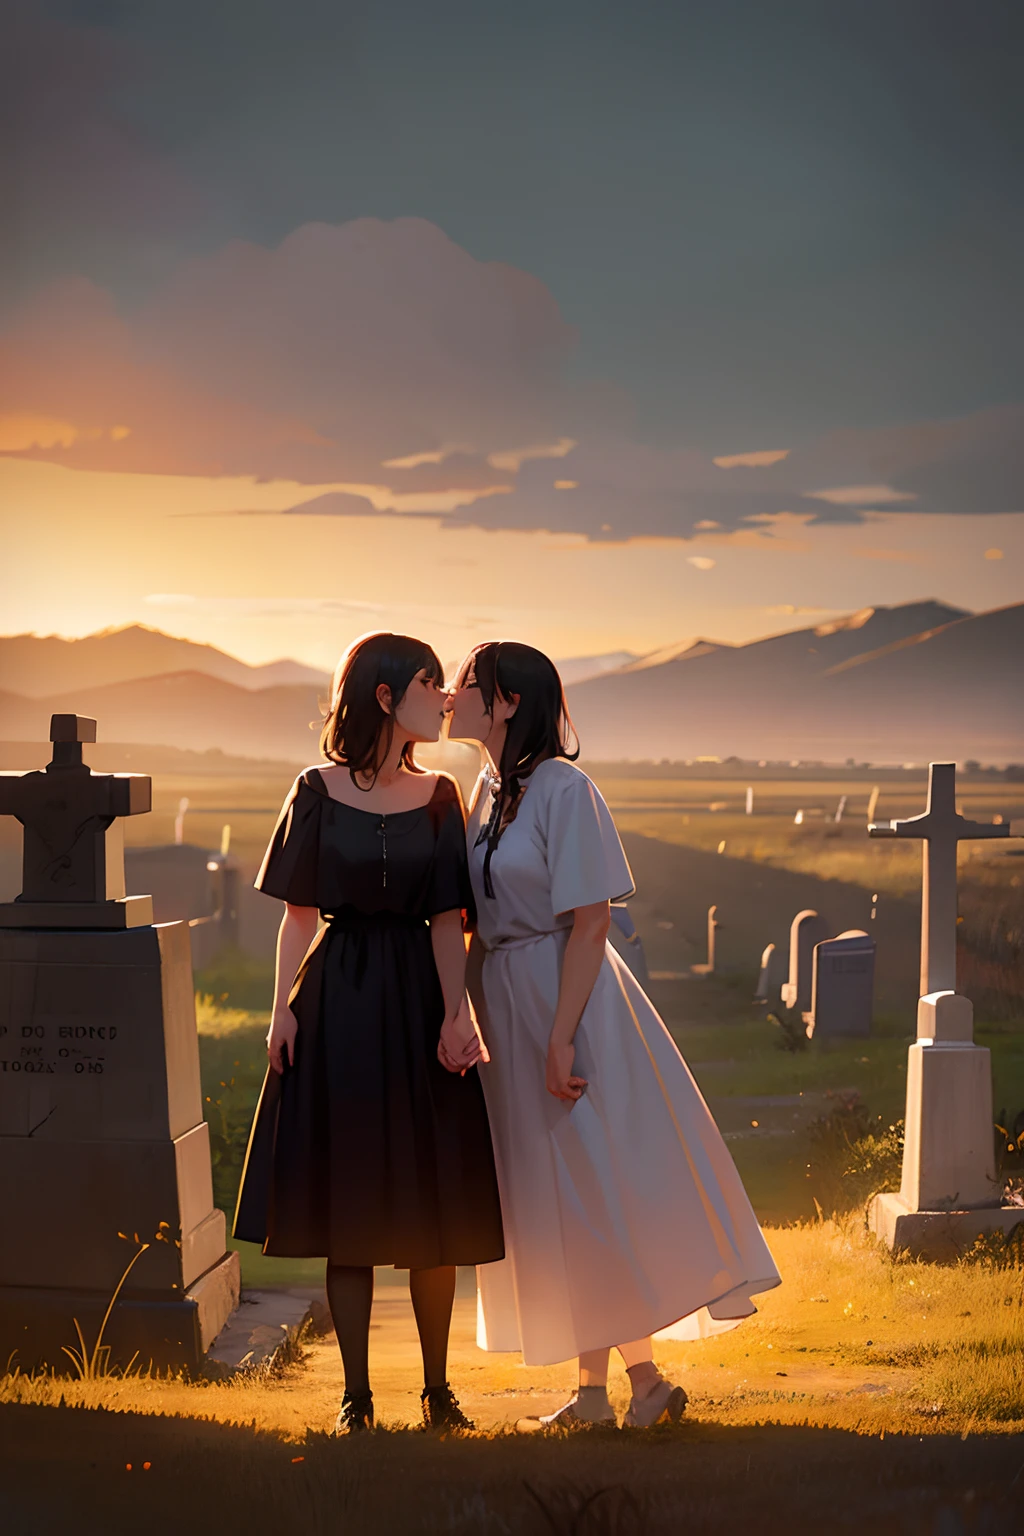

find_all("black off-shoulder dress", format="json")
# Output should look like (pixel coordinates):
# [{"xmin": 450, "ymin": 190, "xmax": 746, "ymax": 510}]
[{"xmin": 233, "ymin": 768, "xmax": 505, "ymax": 1268}]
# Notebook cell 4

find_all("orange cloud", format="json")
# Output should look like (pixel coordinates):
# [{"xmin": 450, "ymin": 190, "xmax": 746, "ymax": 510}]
[
  {"xmin": 713, "ymin": 449, "xmax": 790, "ymax": 468},
  {"xmin": 0, "ymin": 220, "xmax": 578, "ymax": 487}
]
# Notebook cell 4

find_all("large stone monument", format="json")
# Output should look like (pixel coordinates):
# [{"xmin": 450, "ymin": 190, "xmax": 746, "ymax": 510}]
[
  {"xmin": 868, "ymin": 761, "xmax": 1023, "ymax": 1259},
  {"xmin": 0, "ymin": 715, "xmax": 239, "ymax": 1371}
]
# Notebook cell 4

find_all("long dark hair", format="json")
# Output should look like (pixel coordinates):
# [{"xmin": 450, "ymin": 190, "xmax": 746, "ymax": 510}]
[
  {"xmin": 320, "ymin": 631, "xmax": 443, "ymax": 788},
  {"xmin": 459, "ymin": 640, "xmax": 579, "ymax": 896}
]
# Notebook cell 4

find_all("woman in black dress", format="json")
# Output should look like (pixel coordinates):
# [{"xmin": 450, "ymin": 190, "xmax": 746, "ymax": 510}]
[{"xmin": 233, "ymin": 632, "xmax": 503, "ymax": 1433}]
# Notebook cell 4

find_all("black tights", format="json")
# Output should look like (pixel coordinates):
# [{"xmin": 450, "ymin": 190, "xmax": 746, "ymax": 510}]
[{"xmin": 325, "ymin": 1262, "xmax": 457, "ymax": 1396}]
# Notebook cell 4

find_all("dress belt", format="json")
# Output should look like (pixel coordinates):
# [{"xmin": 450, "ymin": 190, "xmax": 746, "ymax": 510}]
[
  {"xmin": 478, "ymin": 929, "xmax": 564, "ymax": 954},
  {"xmin": 322, "ymin": 909, "xmax": 427, "ymax": 987},
  {"xmin": 324, "ymin": 910, "xmax": 427, "ymax": 932}
]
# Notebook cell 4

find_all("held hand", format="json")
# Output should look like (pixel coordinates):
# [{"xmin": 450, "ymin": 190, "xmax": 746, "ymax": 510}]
[
  {"xmin": 546, "ymin": 1039, "xmax": 587, "ymax": 1102},
  {"xmin": 267, "ymin": 1011, "xmax": 298, "ymax": 1075},
  {"xmin": 438, "ymin": 996, "xmax": 486, "ymax": 1075}
]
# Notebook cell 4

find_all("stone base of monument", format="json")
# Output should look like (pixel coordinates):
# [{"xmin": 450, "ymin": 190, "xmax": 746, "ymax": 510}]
[
  {"xmin": 0, "ymin": 895, "xmax": 154, "ymax": 929},
  {"xmin": 0, "ymin": 920, "xmax": 242, "ymax": 1376},
  {"xmin": 205, "ymin": 1286, "xmax": 324, "ymax": 1375},
  {"xmin": 868, "ymin": 992, "xmax": 1022, "ymax": 1261},
  {"xmin": 868, "ymin": 1192, "xmax": 1024, "ymax": 1262},
  {"xmin": 0, "ymin": 1250, "xmax": 240, "ymax": 1374}
]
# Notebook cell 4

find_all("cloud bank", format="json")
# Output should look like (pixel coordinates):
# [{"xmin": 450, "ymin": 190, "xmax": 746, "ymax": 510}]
[{"xmin": 1, "ymin": 216, "xmax": 1021, "ymax": 542}]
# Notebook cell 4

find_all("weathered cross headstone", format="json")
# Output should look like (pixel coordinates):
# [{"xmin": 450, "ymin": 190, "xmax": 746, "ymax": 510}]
[
  {"xmin": 780, "ymin": 909, "xmax": 829, "ymax": 1018},
  {"xmin": 0, "ymin": 714, "xmax": 153, "ymax": 926},
  {"xmin": 0, "ymin": 716, "xmax": 239, "ymax": 1370},
  {"xmin": 868, "ymin": 761, "xmax": 1023, "ymax": 1258},
  {"xmin": 806, "ymin": 929, "xmax": 875, "ymax": 1040},
  {"xmin": 691, "ymin": 904, "xmax": 719, "ymax": 976}
]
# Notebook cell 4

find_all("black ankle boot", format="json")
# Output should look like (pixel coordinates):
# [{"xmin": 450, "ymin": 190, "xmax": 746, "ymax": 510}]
[
  {"xmin": 421, "ymin": 1383, "xmax": 474, "ymax": 1431},
  {"xmin": 335, "ymin": 1389, "xmax": 374, "ymax": 1434}
]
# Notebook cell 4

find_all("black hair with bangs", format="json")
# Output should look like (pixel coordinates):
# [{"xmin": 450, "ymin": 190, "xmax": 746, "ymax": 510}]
[{"xmin": 320, "ymin": 631, "xmax": 443, "ymax": 788}]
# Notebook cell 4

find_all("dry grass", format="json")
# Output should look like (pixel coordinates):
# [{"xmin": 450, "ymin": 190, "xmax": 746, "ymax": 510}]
[
  {"xmin": 3, "ymin": 1220, "xmax": 1021, "ymax": 1437},
  {"xmin": 3, "ymin": 1220, "xmax": 1023, "ymax": 1533}
]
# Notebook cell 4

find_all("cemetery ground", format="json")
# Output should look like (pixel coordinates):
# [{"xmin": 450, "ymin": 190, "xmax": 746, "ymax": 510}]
[{"xmin": 1, "ymin": 756, "xmax": 1023, "ymax": 1530}]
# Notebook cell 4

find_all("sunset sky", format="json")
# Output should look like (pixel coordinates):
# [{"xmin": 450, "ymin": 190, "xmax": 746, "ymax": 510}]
[{"xmin": 3, "ymin": 0, "xmax": 1022, "ymax": 671}]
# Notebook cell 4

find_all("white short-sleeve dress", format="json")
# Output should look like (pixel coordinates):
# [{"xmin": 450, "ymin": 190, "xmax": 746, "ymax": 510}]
[{"xmin": 467, "ymin": 756, "xmax": 780, "ymax": 1367}]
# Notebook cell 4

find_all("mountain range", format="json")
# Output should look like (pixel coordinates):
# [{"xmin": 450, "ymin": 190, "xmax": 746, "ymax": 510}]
[
  {"xmin": 0, "ymin": 625, "xmax": 331, "ymax": 696},
  {"xmin": 568, "ymin": 601, "xmax": 1023, "ymax": 763},
  {"xmin": 0, "ymin": 603, "xmax": 1020, "ymax": 763}
]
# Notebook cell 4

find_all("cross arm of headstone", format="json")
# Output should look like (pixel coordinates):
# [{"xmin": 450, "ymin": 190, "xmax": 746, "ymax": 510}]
[
  {"xmin": 0, "ymin": 714, "xmax": 152, "ymax": 913},
  {"xmin": 870, "ymin": 809, "xmax": 1011, "ymax": 843},
  {"xmin": 868, "ymin": 761, "xmax": 1011, "ymax": 844}
]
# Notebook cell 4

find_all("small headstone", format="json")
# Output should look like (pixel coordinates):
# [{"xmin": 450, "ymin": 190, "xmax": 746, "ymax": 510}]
[
  {"xmin": 753, "ymin": 941, "xmax": 781, "ymax": 1003},
  {"xmin": 174, "ymin": 797, "xmax": 189, "ymax": 845},
  {"xmin": 806, "ymin": 929, "xmax": 875, "ymax": 1039},
  {"xmin": 780, "ymin": 909, "xmax": 829, "ymax": 1018},
  {"xmin": 691, "ymin": 904, "xmax": 719, "ymax": 975}
]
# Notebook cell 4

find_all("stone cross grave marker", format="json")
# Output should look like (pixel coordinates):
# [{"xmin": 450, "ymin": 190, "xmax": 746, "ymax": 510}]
[
  {"xmin": 0, "ymin": 714, "xmax": 153, "ymax": 927},
  {"xmin": 868, "ymin": 760, "xmax": 1022, "ymax": 1259},
  {"xmin": 0, "ymin": 715, "xmax": 239, "ymax": 1371},
  {"xmin": 870, "ymin": 760, "xmax": 1007, "ymax": 996},
  {"xmin": 807, "ymin": 929, "xmax": 875, "ymax": 1040},
  {"xmin": 780, "ymin": 909, "xmax": 829, "ymax": 1019}
]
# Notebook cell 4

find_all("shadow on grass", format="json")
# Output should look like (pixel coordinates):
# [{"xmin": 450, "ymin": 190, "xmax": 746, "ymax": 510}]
[{"xmin": 2, "ymin": 1400, "xmax": 1022, "ymax": 1535}]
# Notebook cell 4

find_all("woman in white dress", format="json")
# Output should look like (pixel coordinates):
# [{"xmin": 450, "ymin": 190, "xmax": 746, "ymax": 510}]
[{"xmin": 443, "ymin": 641, "xmax": 780, "ymax": 1429}]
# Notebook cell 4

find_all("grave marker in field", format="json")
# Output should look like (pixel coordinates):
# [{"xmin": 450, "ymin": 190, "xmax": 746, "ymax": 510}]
[
  {"xmin": 753, "ymin": 941, "xmax": 781, "ymax": 1004},
  {"xmin": 868, "ymin": 761, "xmax": 1023, "ymax": 1259},
  {"xmin": 0, "ymin": 715, "xmax": 240, "ymax": 1371},
  {"xmin": 807, "ymin": 929, "xmax": 875, "ymax": 1039},
  {"xmin": 780, "ymin": 909, "xmax": 829, "ymax": 1018},
  {"xmin": 691, "ymin": 904, "xmax": 719, "ymax": 975}
]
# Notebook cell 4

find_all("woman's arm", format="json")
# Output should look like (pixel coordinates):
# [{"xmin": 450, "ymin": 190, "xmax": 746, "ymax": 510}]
[
  {"xmin": 266, "ymin": 902, "xmax": 319, "ymax": 1074},
  {"xmin": 431, "ymin": 908, "xmax": 484, "ymax": 1072},
  {"xmin": 546, "ymin": 899, "xmax": 611, "ymax": 1102}
]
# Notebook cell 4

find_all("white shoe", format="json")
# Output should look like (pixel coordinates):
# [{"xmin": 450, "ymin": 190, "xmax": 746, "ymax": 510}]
[
  {"xmin": 622, "ymin": 1378, "xmax": 688, "ymax": 1428},
  {"xmin": 516, "ymin": 1393, "xmax": 616, "ymax": 1433}
]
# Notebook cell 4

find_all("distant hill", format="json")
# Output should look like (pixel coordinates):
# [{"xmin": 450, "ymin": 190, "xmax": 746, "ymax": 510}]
[
  {"xmin": 0, "ymin": 625, "xmax": 331, "ymax": 697},
  {"xmin": 0, "ymin": 671, "xmax": 325, "ymax": 761},
  {"xmin": 555, "ymin": 651, "xmax": 639, "ymax": 686},
  {"xmin": 0, "ymin": 623, "xmax": 634, "ymax": 698},
  {"xmin": 2, "ymin": 601, "xmax": 1020, "ymax": 763},
  {"xmin": 565, "ymin": 601, "xmax": 1024, "ymax": 763}
]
